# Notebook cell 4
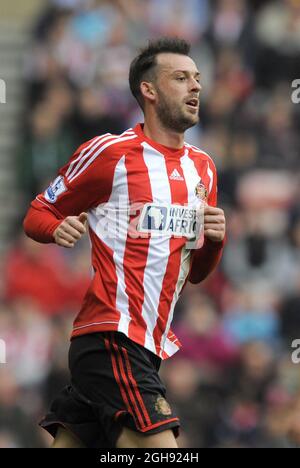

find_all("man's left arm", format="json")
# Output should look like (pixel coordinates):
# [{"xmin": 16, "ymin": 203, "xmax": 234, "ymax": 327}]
[{"xmin": 188, "ymin": 161, "xmax": 226, "ymax": 284}]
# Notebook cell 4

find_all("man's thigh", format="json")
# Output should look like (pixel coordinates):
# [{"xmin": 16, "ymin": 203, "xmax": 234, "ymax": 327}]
[
  {"xmin": 51, "ymin": 427, "xmax": 85, "ymax": 448},
  {"xmin": 116, "ymin": 427, "xmax": 178, "ymax": 448}
]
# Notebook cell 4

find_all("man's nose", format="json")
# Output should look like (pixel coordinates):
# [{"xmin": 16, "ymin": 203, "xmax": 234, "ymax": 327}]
[{"xmin": 190, "ymin": 78, "xmax": 202, "ymax": 93}]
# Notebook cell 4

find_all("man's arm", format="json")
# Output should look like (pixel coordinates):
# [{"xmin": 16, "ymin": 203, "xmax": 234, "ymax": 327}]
[
  {"xmin": 23, "ymin": 204, "xmax": 63, "ymax": 244},
  {"xmin": 188, "ymin": 234, "xmax": 225, "ymax": 284},
  {"xmin": 23, "ymin": 205, "xmax": 87, "ymax": 248},
  {"xmin": 188, "ymin": 159, "xmax": 226, "ymax": 284}
]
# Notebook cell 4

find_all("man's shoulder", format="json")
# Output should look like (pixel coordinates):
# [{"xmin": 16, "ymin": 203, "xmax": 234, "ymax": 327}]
[
  {"xmin": 64, "ymin": 128, "xmax": 140, "ymax": 181},
  {"xmin": 78, "ymin": 128, "xmax": 139, "ymax": 156},
  {"xmin": 185, "ymin": 142, "xmax": 216, "ymax": 169}
]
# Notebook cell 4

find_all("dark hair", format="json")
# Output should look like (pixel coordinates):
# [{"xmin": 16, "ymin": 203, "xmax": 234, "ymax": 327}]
[{"xmin": 129, "ymin": 37, "xmax": 191, "ymax": 110}]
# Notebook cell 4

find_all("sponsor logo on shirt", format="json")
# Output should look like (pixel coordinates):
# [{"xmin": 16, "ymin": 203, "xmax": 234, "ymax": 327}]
[
  {"xmin": 45, "ymin": 176, "xmax": 67, "ymax": 203},
  {"xmin": 138, "ymin": 203, "xmax": 198, "ymax": 239}
]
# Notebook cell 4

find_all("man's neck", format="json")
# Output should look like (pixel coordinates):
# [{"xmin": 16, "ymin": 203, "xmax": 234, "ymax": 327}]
[{"xmin": 143, "ymin": 119, "xmax": 184, "ymax": 149}]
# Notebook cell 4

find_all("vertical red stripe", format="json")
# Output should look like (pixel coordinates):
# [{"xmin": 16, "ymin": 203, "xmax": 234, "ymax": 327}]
[
  {"xmin": 123, "ymin": 146, "xmax": 153, "ymax": 346},
  {"xmin": 161, "ymin": 350, "xmax": 169, "ymax": 360},
  {"xmin": 152, "ymin": 239, "xmax": 183, "ymax": 355},
  {"xmin": 112, "ymin": 337, "xmax": 146, "ymax": 429},
  {"xmin": 104, "ymin": 336, "xmax": 136, "ymax": 425},
  {"xmin": 121, "ymin": 346, "xmax": 152, "ymax": 426},
  {"xmin": 152, "ymin": 156, "xmax": 189, "ymax": 355},
  {"xmin": 73, "ymin": 230, "xmax": 120, "ymax": 330}
]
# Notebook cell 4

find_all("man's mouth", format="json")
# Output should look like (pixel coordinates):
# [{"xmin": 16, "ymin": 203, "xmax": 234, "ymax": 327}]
[{"xmin": 185, "ymin": 98, "xmax": 199, "ymax": 109}]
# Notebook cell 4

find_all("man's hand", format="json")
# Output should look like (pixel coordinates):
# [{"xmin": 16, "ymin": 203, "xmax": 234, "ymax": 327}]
[
  {"xmin": 204, "ymin": 206, "xmax": 226, "ymax": 243},
  {"xmin": 53, "ymin": 212, "xmax": 88, "ymax": 248}
]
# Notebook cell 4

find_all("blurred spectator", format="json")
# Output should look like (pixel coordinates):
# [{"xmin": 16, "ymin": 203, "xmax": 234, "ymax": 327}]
[
  {"xmin": 280, "ymin": 277, "xmax": 300, "ymax": 345},
  {"xmin": 19, "ymin": 98, "xmax": 74, "ymax": 200},
  {"xmin": 146, "ymin": 0, "xmax": 210, "ymax": 43},
  {"xmin": 0, "ymin": 368, "xmax": 45, "ymax": 447},
  {"xmin": 223, "ymin": 285, "xmax": 279, "ymax": 346},
  {"xmin": 255, "ymin": 0, "xmax": 300, "ymax": 86},
  {"xmin": 71, "ymin": 87, "xmax": 125, "ymax": 145},
  {"xmin": 4, "ymin": 235, "xmax": 90, "ymax": 316},
  {"xmin": 208, "ymin": 0, "xmax": 256, "ymax": 67},
  {"xmin": 174, "ymin": 293, "xmax": 238, "ymax": 369}
]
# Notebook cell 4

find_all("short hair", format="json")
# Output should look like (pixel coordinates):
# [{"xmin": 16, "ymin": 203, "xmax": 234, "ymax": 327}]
[{"xmin": 129, "ymin": 37, "xmax": 191, "ymax": 110}]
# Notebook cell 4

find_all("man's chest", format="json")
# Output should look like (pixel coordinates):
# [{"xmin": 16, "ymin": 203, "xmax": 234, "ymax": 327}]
[{"xmin": 111, "ymin": 149, "xmax": 209, "ymax": 208}]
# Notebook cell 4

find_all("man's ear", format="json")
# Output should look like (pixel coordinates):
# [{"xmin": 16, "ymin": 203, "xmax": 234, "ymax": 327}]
[{"xmin": 140, "ymin": 81, "xmax": 156, "ymax": 103}]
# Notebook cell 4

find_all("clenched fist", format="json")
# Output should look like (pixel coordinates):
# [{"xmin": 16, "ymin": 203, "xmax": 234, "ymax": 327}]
[
  {"xmin": 204, "ymin": 206, "xmax": 226, "ymax": 243},
  {"xmin": 53, "ymin": 212, "xmax": 88, "ymax": 248}
]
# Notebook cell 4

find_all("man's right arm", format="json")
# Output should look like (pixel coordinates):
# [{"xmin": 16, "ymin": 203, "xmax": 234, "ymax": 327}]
[
  {"xmin": 23, "ymin": 206, "xmax": 88, "ymax": 248},
  {"xmin": 23, "ymin": 203, "xmax": 63, "ymax": 244}
]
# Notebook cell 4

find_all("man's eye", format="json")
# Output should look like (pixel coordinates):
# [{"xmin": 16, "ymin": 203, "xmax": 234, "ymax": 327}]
[{"xmin": 177, "ymin": 77, "xmax": 186, "ymax": 81}]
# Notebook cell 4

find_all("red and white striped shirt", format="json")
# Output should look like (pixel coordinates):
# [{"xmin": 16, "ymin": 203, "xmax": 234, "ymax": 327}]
[{"xmin": 24, "ymin": 123, "xmax": 223, "ymax": 359}]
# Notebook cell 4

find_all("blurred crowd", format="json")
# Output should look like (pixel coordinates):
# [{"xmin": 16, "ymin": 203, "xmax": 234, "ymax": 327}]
[{"xmin": 1, "ymin": 0, "xmax": 300, "ymax": 448}]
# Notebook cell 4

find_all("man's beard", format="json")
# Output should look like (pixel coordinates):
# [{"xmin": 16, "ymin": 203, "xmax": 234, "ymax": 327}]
[{"xmin": 155, "ymin": 89, "xmax": 199, "ymax": 133}]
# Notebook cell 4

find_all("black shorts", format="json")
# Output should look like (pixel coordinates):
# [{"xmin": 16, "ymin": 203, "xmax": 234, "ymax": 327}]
[{"xmin": 40, "ymin": 331, "xmax": 180, "ymax": 448}]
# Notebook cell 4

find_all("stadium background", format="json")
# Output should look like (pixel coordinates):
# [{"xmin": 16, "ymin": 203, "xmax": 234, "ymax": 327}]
[{"xmin": 0, "ymin": 0, "xmax": 300, "ymax": 448}]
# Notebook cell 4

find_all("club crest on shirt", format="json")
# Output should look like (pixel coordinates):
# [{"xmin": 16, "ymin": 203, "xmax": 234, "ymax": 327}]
[
  {"xmin": 195, "ymin": 182, "xmax": 208, "ymax": 202},
  {"xmin": 45, "ymin": 176, "xmax": 67, "ymax": 203},
  {"xmin": 155, "ymin": 396, "xmax": 172, "ymax": 416}
]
